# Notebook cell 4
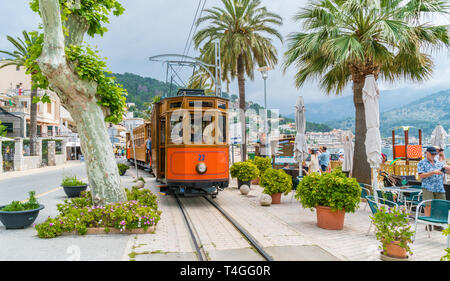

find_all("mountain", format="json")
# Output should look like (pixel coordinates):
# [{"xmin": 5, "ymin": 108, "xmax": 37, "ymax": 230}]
[
  {"xmin": 285, "ymin": 87, "xmax": 439, "ymax": 123},
  {"xmin": 110, "ymin": 72, "xmax": 171, "ymax": 109},
  {"xmin": 327, "ymin": 90, "xmax": 450, "ymax": 137}
]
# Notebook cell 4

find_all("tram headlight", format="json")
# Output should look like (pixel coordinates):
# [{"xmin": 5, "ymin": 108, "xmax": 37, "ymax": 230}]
[{"xmin": 196, "ymin": 162, "xmax": 207, "ymax": 174}]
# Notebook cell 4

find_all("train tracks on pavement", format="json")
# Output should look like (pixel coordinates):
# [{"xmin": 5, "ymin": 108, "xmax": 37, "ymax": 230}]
[{"xmin": 174, "ymin": 194, "xmax": 273, "ymax": 261}]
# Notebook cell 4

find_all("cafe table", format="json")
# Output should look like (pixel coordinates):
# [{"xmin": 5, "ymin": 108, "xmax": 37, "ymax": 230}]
[{"xmin": 381, "ymin": 186, "xmax": 422, "ymax": 213}]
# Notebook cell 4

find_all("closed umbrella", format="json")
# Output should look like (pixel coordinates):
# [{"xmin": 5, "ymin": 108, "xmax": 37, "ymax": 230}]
[
  {"xmin": 363, "ymin": 75, "xmax": 382, "ymax": 200},
  {"xmin": 430, "ymin": 125, "xmax": 447, "ymax": 150},
  {"xmin": 294, "ymin": 96, "xmax": 308, "ymax": 177},
  {"xmin": 342, "ymin": 130, "xmax": 354, "ymax": 174}
]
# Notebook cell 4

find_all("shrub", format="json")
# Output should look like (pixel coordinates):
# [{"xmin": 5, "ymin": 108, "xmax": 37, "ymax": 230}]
[
  {"xmin": 230, "ymin": 161, "xmax": 259, "ymax": 182},
  {"xmin": 1, "ymin": 191, "xmax": 40, "ymax": 212},
  {"xmin": 61, "ymin": 175, "xmax": 86, "ymax": 187},
  {"xmin": 260, "ymin": 168, "xmax": 292, "ymax": 196},
  {"xmin": 295, "ymin": 169, "xmax": 361, "ymax": 212},
  {"xmin": 118, "ymin": 163, "xmax": 129, "ymax": 175},
  {"xmin": 35, "ymin": 188, "xmax": 161, "ymax": 238},
  {"xmin": 441, "ymin": 226, "xmax": 450, "ymax": 261},
  {"xmin": 251, "ymin": 156, "xmax": 272, "ymax": 176},
  {"xmin": 371, "ymin": 205, "xmax": 414, "ymax": 256}
]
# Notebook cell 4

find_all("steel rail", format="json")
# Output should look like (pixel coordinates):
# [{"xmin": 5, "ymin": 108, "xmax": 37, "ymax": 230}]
[
  {"xmin": 174, "ymin": 194, "xmax": 208, "ymax": 261},
  {"xmin": 202, "ymin": 195, "xmax": 273, "ymax": 261}
]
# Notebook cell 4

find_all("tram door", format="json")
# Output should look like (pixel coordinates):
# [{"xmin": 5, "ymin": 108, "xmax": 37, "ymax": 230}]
[{"xmin": 151, "ymin": 102, "xmax": 166, "ymax": 180}]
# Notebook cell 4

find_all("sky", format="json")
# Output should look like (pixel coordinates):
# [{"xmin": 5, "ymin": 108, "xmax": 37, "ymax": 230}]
[{"xmin": 1, "ymin": 0, "xmax": 449, "ymax": 115}]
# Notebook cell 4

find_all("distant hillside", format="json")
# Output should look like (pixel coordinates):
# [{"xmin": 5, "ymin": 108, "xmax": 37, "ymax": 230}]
[
  {"xmin": 285, "ymin": 87, "xmax": 439, "ymax": 123},
  {"xmin": 110, "ymin": 72, "xmax": 170, "ymax": 109},
  {"xmin": 327, "ymin": 90, "xmax": 450, "ymax": 137}
]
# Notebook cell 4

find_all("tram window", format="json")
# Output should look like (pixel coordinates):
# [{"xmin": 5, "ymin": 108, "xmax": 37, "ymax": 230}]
[
  {"xmin": 189, "ymin": 101, "xmax": 213, "ymax": 108},
  {"xmin": 169, "ymin": 114, "xmax": 184, "ymax": 144},
  {"xmin": 218, "ymin": 102, "xmax": 227, "ymax": 110},
  {"xmin": 218, "ymin": 114, "xmax": 227, "ymax": 143},
  {"xmin": 202, "ymin": 113, "xmax": 215, "ymax": 145},
  {"xmin": 160, "ymin": 118, "xmax": 166, "ymax": 145},
  {"xmin": 170, "ymin": 102, "xmax": 182, "ymax": 109}
]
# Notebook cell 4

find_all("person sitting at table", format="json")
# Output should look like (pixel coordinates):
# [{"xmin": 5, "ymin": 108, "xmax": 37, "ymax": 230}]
[{"xmin": 418, "ymin": 146, "xmax": 450, "ymax": 231}]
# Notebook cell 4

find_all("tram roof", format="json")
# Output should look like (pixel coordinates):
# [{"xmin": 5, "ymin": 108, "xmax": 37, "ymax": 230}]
[{"xmin": 161, "ymin": 89, "xmax": 229, "ymax": 100}]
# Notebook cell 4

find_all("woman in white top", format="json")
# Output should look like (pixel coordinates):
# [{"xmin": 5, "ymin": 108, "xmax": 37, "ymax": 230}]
[{"xmin": 308, "ymin": 149, "xmax": 321, "ymax": 174}]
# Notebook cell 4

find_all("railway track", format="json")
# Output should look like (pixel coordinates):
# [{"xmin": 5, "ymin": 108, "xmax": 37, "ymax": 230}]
[{"xmin": 174, "ymin": 194, "xmax": 273, "ymax": 261}]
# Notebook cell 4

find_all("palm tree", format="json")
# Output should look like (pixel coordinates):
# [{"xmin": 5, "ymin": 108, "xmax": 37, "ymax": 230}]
[
  {"xmin": 0, "ymin": 31, "xmax": 42, "ymax": 155},
  {"xmin": 283, "ymin": 0, "xmax": 449, "ymax": 183},
  {"xmin": 194, "ymin": 0, "xmax": 283, "ymax": 161}
]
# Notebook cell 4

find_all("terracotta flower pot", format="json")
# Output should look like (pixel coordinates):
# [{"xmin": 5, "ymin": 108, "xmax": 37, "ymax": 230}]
[
  {"xmin": 271, "ymin": 193, "xmax": 282, "ymax": 204},
  {"xmin": 384, "ymin": 241, "xmax": 407, "ymax": 259},
  {"xmin": 315, "ymin": 206, "xmax": 345, "ymax": 230},
  {"xmin": 251, "ymin": 178, "xmax": 260, "ymax": 185}
]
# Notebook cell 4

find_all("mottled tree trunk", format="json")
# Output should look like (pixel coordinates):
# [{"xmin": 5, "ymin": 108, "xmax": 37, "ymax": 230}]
[
  {"xmin": 30, "ymin": 88, "xmax": 38, "ymax": 155},
  {"xmin": 352, "ymin": 79, "xmax": 371, "ymax": 184},
  {"xmin": 36, "ymin": 0, "xmax": 126, "ymax": 205},
  {"xmin": 237, "ymin": 54, "xmax": 247, "ymax": 161}
]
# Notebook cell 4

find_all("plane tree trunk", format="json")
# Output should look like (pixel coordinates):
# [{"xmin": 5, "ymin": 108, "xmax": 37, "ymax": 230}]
[{"xmin": 36, "ymin": 0, "xmax": 126, "ymax": 205}]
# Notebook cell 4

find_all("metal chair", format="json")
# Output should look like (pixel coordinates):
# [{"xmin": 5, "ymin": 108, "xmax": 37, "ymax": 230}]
[
  {"xmin": 359, "ymin": 183, "xmax": 371, "ymax": 211},
  {"xmin": 365, "ymin": 195, "xmax": 399, "ymax": 236},
  {"xmin": 413, "ymin": 199, "xmax": 450, "ymax": 241}
]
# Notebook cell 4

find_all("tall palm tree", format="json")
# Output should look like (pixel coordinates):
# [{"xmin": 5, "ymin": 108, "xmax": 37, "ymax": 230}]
[
  {"xmin": 284, "ymin": 0, "xmax": 449, "ymax": 183},
  {"xmin": 194, "ymin": 0, "xmax": 283, "ymax": 161},
  {"xmin": 0, "ymin": 31, "xmax": 42, "ymax": 155}
]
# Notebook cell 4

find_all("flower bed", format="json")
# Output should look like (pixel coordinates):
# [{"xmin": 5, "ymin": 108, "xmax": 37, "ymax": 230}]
[{"xmin": 35, "ymin": 187, "xmax": 161, "ymax": 238}]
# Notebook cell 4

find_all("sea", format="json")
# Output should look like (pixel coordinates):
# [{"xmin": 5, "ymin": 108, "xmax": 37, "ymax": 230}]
[{"xmin": 381, "ymin": 147, "xmax": 450, "ymax": 161}]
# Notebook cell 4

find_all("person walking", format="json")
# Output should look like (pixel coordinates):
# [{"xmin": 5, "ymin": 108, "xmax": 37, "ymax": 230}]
[
  {"xmin": 308, "ymin": 148, "xmax": 321, "ymax": 174},
  {"xmin": 319, "ymin": 146, "xmax": 330, "ymax": 173},
  {"xmin": 418, "ymin": 146, "xmax": 450, "ymax": 230}
]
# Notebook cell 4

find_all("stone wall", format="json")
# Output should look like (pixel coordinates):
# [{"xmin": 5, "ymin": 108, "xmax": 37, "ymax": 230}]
[
  {"xmin": 23, "ymin": 156, "xmax": 41, "ymax": 170},
  {"xmin": 55, "ymin": 154, "xmax": 66, "ymax": 166}
]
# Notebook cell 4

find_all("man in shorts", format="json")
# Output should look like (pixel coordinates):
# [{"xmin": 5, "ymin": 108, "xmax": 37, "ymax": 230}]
[{"xmin": 418, "ymin": 146, "xmax": 450, "ymax": 230}]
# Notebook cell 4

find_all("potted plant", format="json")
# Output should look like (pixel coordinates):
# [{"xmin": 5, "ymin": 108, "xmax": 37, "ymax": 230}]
[
  {"xmin": 371, "ymin": 205, "xmax": 414, "ymax": 260},
  {"xmin": 230, "ymin": 161, "xmax": 259, "ymax": 188},
  {"xmin": 260, "ymin": 168, "xmax": 292, "ymax": 204},
  {"xmin": 0, "ymin": 191, "xmax": 45, "ymax": 229},
  {"xmin": 295, "ymin": 169, "xmax": 361, "ymax": 230},
  {"xmin": 250, "ymin": 156, "xmax": 272, "ymax": 185},
  {"xmin": 118, "ymin": 163, "xmax": 129, "ymax": 176},
  {"xmin": 61, "ymin": 175, "xmax": 88, "ymax": 198}
]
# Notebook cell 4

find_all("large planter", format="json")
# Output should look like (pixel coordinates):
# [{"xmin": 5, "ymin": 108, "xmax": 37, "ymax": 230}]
[
  {"xmin": 63, "ymin": 185, "xmax": 88, "ymax": 198},
  {"xmin": 315, "ymin": 206, "xmax": 345, "ymax": 230},
  {"xmin": 119, "ymin": 170, "xmax": 127, "ymax": 176},
  {"xmin": 237, "ymin": 180, "xmax": 251, "ymax": 189},
  {"xmin": 0, "ymin": 204, "xmax": 45, "ymax": 229},
  {"xmin": 270, "ymin": 193, "xmax": 282, "ymax": 204},
  {"xmin": 384, "ymin": 241, "xmax": 407, "ymax": 259}
]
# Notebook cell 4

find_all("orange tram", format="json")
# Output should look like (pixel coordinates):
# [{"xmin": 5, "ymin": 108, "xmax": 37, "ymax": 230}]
[{"xmin": 127, "ymin": 89, "xmax": 230, "ymax": 197}]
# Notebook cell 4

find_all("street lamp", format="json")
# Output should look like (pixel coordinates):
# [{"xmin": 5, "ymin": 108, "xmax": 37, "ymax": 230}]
[{"xmin": 257, "ymin": 66, "xmax": 272, "ymax": 157}]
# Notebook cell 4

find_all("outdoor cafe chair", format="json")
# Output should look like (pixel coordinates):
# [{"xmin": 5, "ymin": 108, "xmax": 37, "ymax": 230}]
[
  {"xmin": 412, "ymin": 199, "xmax": 450, "ymax": 242},
  {"xmin": 365, "ymin": 195, "xmax": 399, "ymax": 236},
  {"xmin": 359, "ymin": 183, "xmax": 371, "ymax": 211}
]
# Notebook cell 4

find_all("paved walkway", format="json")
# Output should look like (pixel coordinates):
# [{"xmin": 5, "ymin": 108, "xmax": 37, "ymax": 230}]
[{"xmin": 224, "ymin": 179, "xmax": 448, "ymax": 261}]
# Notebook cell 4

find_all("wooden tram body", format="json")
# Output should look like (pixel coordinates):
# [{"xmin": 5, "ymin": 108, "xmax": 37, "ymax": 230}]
[
  {"xmin": 126, "ymin": 122, "xmax": 152, "ymax": 170},
  {"xmin": 128, "ymin": 89, "xmax": 230, "ymax": 196}
]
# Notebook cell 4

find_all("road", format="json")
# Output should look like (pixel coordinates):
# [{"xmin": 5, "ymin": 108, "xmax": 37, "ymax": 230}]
[
  {"xmin": 0, "ymin": 161, "xmax": 87, "ymax": 206},
  {"xmin": 0, "ymin": 160, "xmax": 135, "ymax": 261}
]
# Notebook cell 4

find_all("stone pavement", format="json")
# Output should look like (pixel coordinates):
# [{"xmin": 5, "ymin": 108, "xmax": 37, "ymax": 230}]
[
  {"xmin": 226, "ymin": 180, "xmax": 448, "ymax": 261},
  {"xmin": 126, "ymin": 169, "xmax": 448, "ymax": 261}
]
